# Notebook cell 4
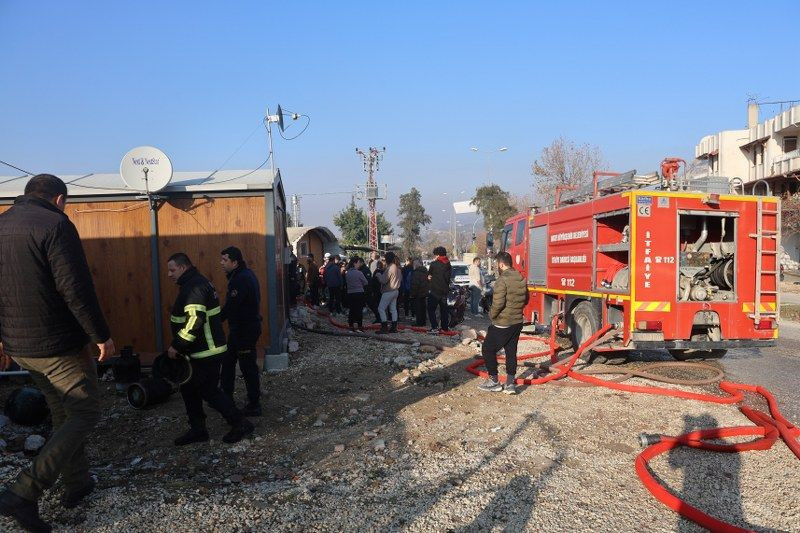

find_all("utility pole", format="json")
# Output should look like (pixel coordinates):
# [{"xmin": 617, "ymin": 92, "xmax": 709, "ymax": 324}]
[{"xmin": 356, "ymin": 147, "xmax": 386, "ymax": 251}]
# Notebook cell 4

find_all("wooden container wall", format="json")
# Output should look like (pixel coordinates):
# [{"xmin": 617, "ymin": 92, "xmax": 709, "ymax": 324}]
[
  {"xmin": 66, "ymin": 201, "xmax": 155, "ymax": 350},
  {"xmin": 156, "ymin": 195, "xmax": 270, "ymax": 350}
]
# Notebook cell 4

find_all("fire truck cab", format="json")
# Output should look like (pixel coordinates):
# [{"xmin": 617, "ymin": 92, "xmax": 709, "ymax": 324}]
[{"xmin": 499, "ymin": 163, "xmax": 780, "ymax": 359}]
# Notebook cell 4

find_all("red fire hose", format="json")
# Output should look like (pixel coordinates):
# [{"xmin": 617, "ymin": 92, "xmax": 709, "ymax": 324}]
[{"xmin": 464, "ymin": 318, "xmax": 800, "ymax": 531}]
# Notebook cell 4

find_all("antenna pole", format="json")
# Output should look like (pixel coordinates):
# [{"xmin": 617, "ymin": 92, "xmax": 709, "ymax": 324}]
[
  {"xmin": 266, "ymin": 107, "xmax": 277, "ymax": 178},
  {"xmin": 140, "ymin": 165, "xmax": 164, "ymax": 352}
]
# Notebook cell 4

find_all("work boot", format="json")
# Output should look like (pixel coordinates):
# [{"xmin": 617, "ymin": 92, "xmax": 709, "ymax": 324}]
[
  {"xmin": 62, "ymin": 478, "xmax": 95, "ymax": 509},
  {"xmin": 376, "ymin": 322, "xmax": 389, "ymax": 335},
  {"xmin": 477, "ymin": 376, "xmax": 503, "ymax": 392},
  {"xmin": 241, "ymin": 402, "xmax": 262, "ymax": 417},
  {"xmin": 389, "ymin": 321, "xmax": 398, "ymax": 333},
  {"xmin": 223, "ymin": 419, "xmax": 255, "ymax": 444},
  {"xmin": 174, "ymin": 427, "xmax": 210, "ymax": 446},
  {"xmin": 0, "ymin": 489, "xmax": 52, "ymax": 533}
]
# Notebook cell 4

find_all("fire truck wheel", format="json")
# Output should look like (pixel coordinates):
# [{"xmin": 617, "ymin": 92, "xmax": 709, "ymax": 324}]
[
  {"xmin": 569, "ymin": 301, "xmax": 600, "ymax": 357},
  {"xmin": 668, "ymin": 349, "xmax": 728, "ymax": 361}
]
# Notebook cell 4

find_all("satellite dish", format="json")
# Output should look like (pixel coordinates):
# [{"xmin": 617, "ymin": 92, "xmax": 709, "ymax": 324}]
[
  {"xmin": 120, "ymin": 146, "xmax": 173, "ymax": 193},
  {"xmin": 275, "ymin": 104, "xmax": 285, "ymax": 132}
]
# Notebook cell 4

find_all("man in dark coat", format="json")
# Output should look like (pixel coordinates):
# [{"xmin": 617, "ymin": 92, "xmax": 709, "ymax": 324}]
[
  {"xmin": 167, "ymin": 253, "xmax": 254, "ymax": 446},
  {"xmin": 0, "ymin": 174, "xmax": 115, "ymax": 532},
  {"xmin": 427, "ymin": 246, "xmax": 452, "ymax": 332},
  {"xmin": 409, "ymin": 259, "xmax": 429, "ymax": 327},
  {"xmin": 323, "ymin": 254, "xmax": 343, "ymax": 314},
  {"xmin": 219, "ymin": 246, "xmax": 263, "ymax": 416}
]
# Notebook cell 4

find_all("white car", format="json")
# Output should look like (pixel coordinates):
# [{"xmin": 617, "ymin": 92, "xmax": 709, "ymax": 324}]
[{"xmin": 450, "ymin": 261, "xmax": 470, "ymax": 287}]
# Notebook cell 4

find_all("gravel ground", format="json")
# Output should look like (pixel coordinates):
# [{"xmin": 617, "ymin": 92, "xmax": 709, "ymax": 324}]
[{"xmin": 1, "ymin": 309, "xmax": 798, "ymax": 532}]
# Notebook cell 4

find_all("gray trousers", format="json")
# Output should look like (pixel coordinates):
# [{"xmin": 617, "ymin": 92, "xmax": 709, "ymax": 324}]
[{"xmin": 11, "ymin": 344, "xmax": 100, "ymax": 501}]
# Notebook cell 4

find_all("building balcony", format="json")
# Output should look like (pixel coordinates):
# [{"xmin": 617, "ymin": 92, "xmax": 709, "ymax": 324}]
[
  {"xmin": 771, "ymin": 151, "xmax": 800, "ymax": 177},
  {"xmin": 770, "ymin": 105, "xmax": 800, "ymax": 135},
  {"xmin": 695, "ymin": 134, "xmax": 719, "ymax": 158}
]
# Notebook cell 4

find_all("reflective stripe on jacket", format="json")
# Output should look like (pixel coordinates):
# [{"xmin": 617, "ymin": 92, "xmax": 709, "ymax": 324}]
[{"xmin": 170, "ymin": 267, "xmax": 227, "ymax": 359}]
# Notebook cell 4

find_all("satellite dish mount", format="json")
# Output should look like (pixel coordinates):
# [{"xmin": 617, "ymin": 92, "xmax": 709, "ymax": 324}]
[{"xmin": 118, "ymin": 145, "xmax": 174, "ymax": 354}]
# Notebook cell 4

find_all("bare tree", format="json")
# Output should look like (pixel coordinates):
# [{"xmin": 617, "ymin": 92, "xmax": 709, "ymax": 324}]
[
  {"xmin": 783, "ymin": 192, "xmax": 800, "ymax": 238},
  {"xmin": 531, "ymin": 136, "xmax": 605, "ymax": 203},
  {"xmin": 510, "ymin": 191, "xmax": 537, "ymax": 212}
]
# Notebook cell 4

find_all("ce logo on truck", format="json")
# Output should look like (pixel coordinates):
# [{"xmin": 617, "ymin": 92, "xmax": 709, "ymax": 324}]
[{"xmin": 637, "ymin": 196, "xmax": 652, "ymax": 217}]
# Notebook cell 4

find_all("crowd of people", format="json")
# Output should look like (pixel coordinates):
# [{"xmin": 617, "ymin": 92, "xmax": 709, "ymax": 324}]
[{"xmin": 298, "ymin": 246, "xmax": 465, "ymax": 334}]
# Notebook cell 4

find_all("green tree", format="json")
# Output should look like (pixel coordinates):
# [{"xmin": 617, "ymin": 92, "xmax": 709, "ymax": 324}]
[
  {"xmin": 333, "ymin": 200, "xmax": 393, "ymax": 247},
  {"xmin": 397, "ymin": 187, "xmax": 432, "ymax": 257},
  {"xmin": 471, "ymin": 184, "xmax": 517, "ymax": 244}
]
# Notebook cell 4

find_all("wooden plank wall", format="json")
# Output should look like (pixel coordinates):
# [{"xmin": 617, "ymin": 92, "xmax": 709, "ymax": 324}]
[
  {"xmin": 157, "ymin": 196, "xmax": 269, "ymax": 350},
  {"xmin": 2, "ymin": 195, "xmax": 273, "ymax": 356},
  {"xmin": 66, "ymin": 201, "xmax": 155, "ymax": 351}
]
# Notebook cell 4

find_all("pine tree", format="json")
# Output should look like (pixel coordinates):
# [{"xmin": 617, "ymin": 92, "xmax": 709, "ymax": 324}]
[{"xmin": 397, "ymin": 187, "xmax": 431, "ymax": 257}]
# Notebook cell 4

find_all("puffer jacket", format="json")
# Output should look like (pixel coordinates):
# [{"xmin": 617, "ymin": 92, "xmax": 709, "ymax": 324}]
[
  {"xmin": 0, "ymin": 195, "xmax": 110, "ymax": 357},
  {"xmin": 170, "ymin": 267, "xmax": 227, "ymax": 359},
  {"xmin": 489, "ymin": 268, "xmax": 528, "ymax": 326}
]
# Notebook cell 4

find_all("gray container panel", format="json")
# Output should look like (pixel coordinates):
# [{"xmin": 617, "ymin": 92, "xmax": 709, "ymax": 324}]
[{"xmin": 528, "ymin": 225, "xmax": 547, "ymax": 285}]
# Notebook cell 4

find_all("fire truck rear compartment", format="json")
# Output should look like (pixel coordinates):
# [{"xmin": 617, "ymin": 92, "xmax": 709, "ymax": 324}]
[{"xmin": 677, "ymin": 212, "xmax": 737, "ymax": 303}]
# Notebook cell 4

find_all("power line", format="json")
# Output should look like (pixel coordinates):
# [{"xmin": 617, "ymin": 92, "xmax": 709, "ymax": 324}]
[
  {"xmin": 209, "ymin": 119, "xmax": 267, "ymax": 177},
  {"xmin": 0, "ymin": 159, "xmax": 34, "ymax": 177}
]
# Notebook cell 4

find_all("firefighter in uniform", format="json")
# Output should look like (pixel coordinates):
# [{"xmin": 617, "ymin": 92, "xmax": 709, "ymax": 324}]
[
  {"xmin": 219, "ymin": 246, "xmax": 263, "ymax": 416},
  {"xmin": 166, "ymin": 252, "xmax": 254, "ymax": 446}
]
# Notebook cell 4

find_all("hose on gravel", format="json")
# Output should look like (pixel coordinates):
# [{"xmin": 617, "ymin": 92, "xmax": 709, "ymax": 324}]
[
  {"xmin": 464, "ymin": 317, "xmax": 800, "ymax": 532},
  {"xmin": 292, "ymin": 301, "xmax": 800, "ymax": 531}
]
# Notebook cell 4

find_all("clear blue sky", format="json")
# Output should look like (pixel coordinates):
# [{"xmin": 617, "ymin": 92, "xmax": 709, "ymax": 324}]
[{"xmin": 2, "ymin": 1, "xmax": 798, "ymax": 232}]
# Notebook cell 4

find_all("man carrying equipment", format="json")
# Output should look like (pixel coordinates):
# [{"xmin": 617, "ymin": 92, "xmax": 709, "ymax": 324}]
[{"xmin": 166, "ymin": 253, "xmax": 254, "ymax": 446}]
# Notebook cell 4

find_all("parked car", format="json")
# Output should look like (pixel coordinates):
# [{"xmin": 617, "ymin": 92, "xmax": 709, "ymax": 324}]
[{"xmin": 450, "ymin": 261, "xmax": 470, "ymax": 287}]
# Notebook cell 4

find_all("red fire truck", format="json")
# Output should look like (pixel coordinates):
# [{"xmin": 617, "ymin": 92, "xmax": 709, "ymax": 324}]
[{"xmin": 499, "ymin": 160, "xmax": 780, "ymax": 359}]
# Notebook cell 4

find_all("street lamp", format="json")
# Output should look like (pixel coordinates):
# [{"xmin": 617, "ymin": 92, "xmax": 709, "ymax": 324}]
[{"xmin": 470, "ymin": 147, "xmax": 509, "ymax": 183}]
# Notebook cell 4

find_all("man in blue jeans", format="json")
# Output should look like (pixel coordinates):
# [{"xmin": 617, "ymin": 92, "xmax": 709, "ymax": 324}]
[{"xmin": 468, "ymin": 256, "xmax": 484, "ymax": 315}]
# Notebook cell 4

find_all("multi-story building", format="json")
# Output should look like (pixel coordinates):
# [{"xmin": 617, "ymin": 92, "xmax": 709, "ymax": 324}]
[{"xmin": 695, "ymin": 102, "xmax": 800, "ymax": 262}]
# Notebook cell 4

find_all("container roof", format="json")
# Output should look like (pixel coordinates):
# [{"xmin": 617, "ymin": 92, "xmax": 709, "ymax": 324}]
[
  {"xmin": 0, "ymin": 169, "xmax": 280, "ymax": 199},
  {"xmin": 287, "ymin": 226, "xmax": 338, "ymax": 245}
]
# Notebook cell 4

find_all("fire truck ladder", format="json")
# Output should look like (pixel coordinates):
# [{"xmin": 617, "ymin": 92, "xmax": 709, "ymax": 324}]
[
  {"xmin": 559, "ymin": 170, "xmax": 661, "ymax": 205},
  {"xmin": 750, "ymin": 197, "xmax": 781, "ymax": 324}
]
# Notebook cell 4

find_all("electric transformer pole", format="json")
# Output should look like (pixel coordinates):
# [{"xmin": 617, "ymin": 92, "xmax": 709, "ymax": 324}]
[{"xmin": 355, "ymin": 147, "xmax": 386, "ymax": 251}]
